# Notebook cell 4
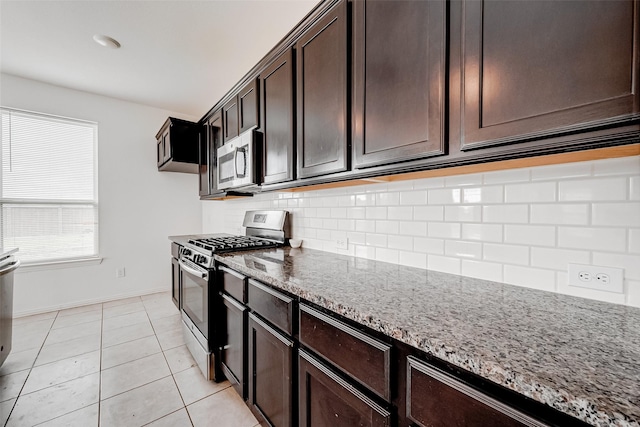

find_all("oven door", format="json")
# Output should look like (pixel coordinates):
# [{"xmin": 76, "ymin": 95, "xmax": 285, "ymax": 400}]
[{"xmin": 179, "ymin": 258, "xmax": 211, "ymax": 350}]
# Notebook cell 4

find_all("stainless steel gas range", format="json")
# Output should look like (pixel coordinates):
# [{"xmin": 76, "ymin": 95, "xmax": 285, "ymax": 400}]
[{"xmin": 178, "ymin": 210, "xmax": 290, "ymax": 380}]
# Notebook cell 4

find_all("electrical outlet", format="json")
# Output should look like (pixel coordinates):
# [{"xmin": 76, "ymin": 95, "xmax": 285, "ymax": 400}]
[
  {"xmin": 116, "ymin": 267, "xmax": 126, "ymax": 278},
  {"xmin": 568, "ymin": 263, "xmax": 623, "ymax": 293},
  {"xmin": 336, "ymin": 238, "xmax": 349, "ymax": 250}
]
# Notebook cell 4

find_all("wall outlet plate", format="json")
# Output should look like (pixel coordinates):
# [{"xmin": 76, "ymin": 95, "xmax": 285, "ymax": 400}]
[
  {"xmin": 568, "ymin": 263, "xmax": 623, "ymax": 293},
  {"xmin": 336, "ymin": 238, "xmax": 348, "ymax": 250},
  {"xmin": 116, "ymin": 267, "xmax": 126, "ymax": 278}
]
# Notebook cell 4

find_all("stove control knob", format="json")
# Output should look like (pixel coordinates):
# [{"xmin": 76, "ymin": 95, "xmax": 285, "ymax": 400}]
[{"xmin": 182, "ymin": 248, "xmax": 192, "ymax": 257}]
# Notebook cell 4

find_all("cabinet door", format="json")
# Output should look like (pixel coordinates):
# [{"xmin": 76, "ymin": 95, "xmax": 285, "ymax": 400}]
[
  {"xmin": 248, "ymin": 313, "xmax": 294, "ymax": 427},
  {"xmin": 299, "ymin": 349, "xmax": 390, "ymax": 427},
  {"xmin": 171, "ymin": 257, "xmax": 180, "ymax": 309},
  {"xmin": 162, "ymin": 130, "xmax": 171, "ymax": 163},
  {"xmin": 261, "ymin": 48, "xmax": 296, "ymax": 185},
  {"xmin": 406, "ymin": 357, "xmax": 547, "ymax": 427},
  {"xmin": 157, "ymin": 140, "xmax": 164, "ymax": 167},
  {"xmin": 296, "ymin": 0, "xmax": 349, "ymax": 179},
  {"xmin": 221, "ymin": 294, "xmax": 247, "ymax": 399},
  {"xmin": 352, "ymin": 0, "xmax": 446, "ymax": 169},
  {"xmin": 458, "ymin": 0, "xmax": 639, "ymax": 151},
  {"xmin": 239, "ymin": 79, "xmax": 259, "ymax": 133},
  {"xmin": 208, "ymin": 111, "xmax": 223, "ymax": 194},
  {"xmin": 198, "ymin": 124, "xmax": 210, "ymax": 197},
  {"xmin": 223, "ymin": 96, "xmax": 240, "ymax": 143}
]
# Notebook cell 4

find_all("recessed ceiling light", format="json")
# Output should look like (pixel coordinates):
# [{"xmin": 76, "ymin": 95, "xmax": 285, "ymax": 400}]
[{"xmin": 93, "ymin": 34, "xmax": 121, "ymax": 49}]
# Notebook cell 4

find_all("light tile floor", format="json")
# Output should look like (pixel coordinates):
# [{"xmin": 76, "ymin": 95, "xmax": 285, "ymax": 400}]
[{"xmin": 0, "ymin": 292, "xmax": 259, "ymax": 427}]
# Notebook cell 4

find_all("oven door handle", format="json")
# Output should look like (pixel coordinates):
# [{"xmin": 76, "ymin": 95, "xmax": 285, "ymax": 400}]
[{"xmin": 179, "ymin": 259, "xmax": 209, "ymax": 281}]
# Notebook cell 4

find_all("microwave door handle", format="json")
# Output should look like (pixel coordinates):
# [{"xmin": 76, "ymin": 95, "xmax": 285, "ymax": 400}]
[{"xmin": 235, "ymin": 147, "xmax": 246, "ymax": 178}]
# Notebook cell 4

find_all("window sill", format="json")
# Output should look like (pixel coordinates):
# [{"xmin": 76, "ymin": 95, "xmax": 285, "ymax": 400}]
[{"xmin": 16, "ymin": 257, "xmax": 103, "ymax": 273}]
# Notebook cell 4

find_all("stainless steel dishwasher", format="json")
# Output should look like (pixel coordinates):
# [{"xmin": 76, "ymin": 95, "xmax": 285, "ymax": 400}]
[{"xmin": 0, "ymin": 249, "xmax": 20, "ymax": 367}]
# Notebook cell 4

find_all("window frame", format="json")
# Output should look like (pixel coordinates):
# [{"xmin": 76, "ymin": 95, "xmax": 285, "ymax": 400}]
[{"xmin": 0, "ymin": 107, "xmax": 100, "ymax": 266}]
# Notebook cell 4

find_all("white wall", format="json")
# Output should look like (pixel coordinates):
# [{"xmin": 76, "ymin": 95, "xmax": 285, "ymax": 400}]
[
  {"xmin": 203, "ymin": 155, "xmax": 640, "ymax": 307},
  {"xmin": 1, "ymin": 73, "xmax": 203, "ymax": 316}
]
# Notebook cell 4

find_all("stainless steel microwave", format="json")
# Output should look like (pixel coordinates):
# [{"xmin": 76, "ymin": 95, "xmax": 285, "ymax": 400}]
[{"xmin": 216, "ymin": 126, "xmax": 260, "ymax": 191}]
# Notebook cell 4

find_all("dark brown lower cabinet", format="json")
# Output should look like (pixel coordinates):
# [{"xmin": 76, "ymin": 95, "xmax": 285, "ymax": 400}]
[
  {"xmin": 221, "ymin": 294, "xmax": 248, "ymax": 399},
  {"xmin": 406, "ymin": 357, "xmax": 548, "ymax": 427},
  {"xmin": 171, "ymin": 257, "xmax": 180, "ymax": 310},
  {"xmin": 248, "ymin": 313, "xmax": 294, "ymax": 427},
  {"xmin": 298, "ymin": 349, "xmax": 391, "ymax": 427}
]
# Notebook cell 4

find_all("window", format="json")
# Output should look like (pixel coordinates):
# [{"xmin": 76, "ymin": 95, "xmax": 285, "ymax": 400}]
[{"xmin": 0, "ymin": 107, "xmax": 98, "ymax": 264}]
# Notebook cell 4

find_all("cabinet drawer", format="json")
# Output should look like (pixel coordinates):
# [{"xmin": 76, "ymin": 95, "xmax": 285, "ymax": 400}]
[
  {"xmin": 407, "ymin": 357, "xmax": 548, "ymax": 427},
  {"xmin": 219, "ymin": 266, "xmax": 247, "ymax": 303},
  {"xmin": 299, "ymin": 304, "xmax": 391, "ymax": 401},
  {"xmin": 248, "ymin": 279, "xmax": 295, "ymax": 336}
]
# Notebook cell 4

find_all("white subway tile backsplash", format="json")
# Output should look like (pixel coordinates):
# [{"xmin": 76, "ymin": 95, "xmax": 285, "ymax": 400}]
[
  {"xmin": 505, "ymin": 182, "xmax": 556, "ymax": 203},
  {"xmin": 376, "ymin": 192, "xmax": 400, "ymax": 206},
  {"xmin": 559, "ymin": 178, "xmax": 627, "ymax": 201},
  {"xmin": 444, "ymin": 206, "xmax": 482, "ymax": 222},
  {"xmin": 428, "ymin": 223, "xmax": 461, "ymax": 239},
  {"xmin": 629, "ymin": 229, "xmax": 640, "ymax": 254},
  {"xmin": 427, "ymin": 255, "xmax": 461, "ymax": 275},
  {"xmin": 388, "ymin": 235, "xmax": 413, "ymax": 251},
  {"xmin": 445, "ymin": 240, "xmax": 482, "ymax": 259},
  {"xmin": 483, "ymin": 243, "xmax": 529, "ymax": 266},
  {"xmin": 445, "ymin": 173, "xmax": 483, "ymax": 187},
  {"xmin": 530, "ymin": 247, "xmax": 590, "ymax": 271},
  {"xmin": 530, "ymin": 204, "xmax": 589, "ymax": 225},
  {"xmin": 338, "ymin": 219, "xmax": 355, "ymax": 231},
  {"xmin": 428, "ymin": 188, "xmax": 461, "ymax": 205},
  {"xmin": 592, "ymin": 202, "xmax": 640, "ymax": 227},
  {"xmin": 483, "ymin": 168, "xmax": 530, "ymax": 184},
  {"xmin": 365, "ymin": 207, "xmax": 387, "ymax": 220},
  {"xmin": 531, "ymin": 162, "xmax": 591, "ymax": 181},
  {"xmin": 627, "ymin": 280, "xmax": 640, "ymax": 307},
  {"xmin": 504, "ymin": 225, "xmax": 555, "ymax": 247},
  {"xmin": 592, "ymin": 252, "xmax": 640, "ymax": 281},
  {"xmin": 462, "ymin": 224, "xmax": 503, "ymax": 242},
  {"xmin": 462, "ymin": 186, "xmax": 503, "ymax": 204},
  {"xmin": 592, "ymin": 156, "xmax": 640, "ymax": 176},
  {"xmin": 482, "ymin": 205, "xmax": 528, "ymax": 223},
  {"xmin": 399, "ymin": 221, "xmax": 427, "ymax": 236},
  {"xmin": 414, "ymin": 206, "xmax": 444, "ymax": 221},
  {"xmin": 347, "ymin": 207, "xmax": 366, "ymax": 219},
  {"xmin": 203, "ymin": 155, "xmax": 640, "ymax": 307},
  {"xmin": 503, "ymin": 266, "xmax": 556, "ymax": 292},
  {"xmin": 400, "ymin": 190, "xmax": 427, "ymax": 205},
  {"xmin": 399, "ymin": 251, "xmax": 427, "ymax": 269},
  {"xmin": 414, "ymin": 237, "xmax": 444, "ymax": 254},
  {"xmin": 376, "ymin": 248, "xmax": 399, "ymax": 264},
  {"xmin": 558, "ymin": 227, "xmax": 626, "ymax": 252},
  {"xmin": 322, "ymin": 219, "xmax": 338, "ymax": 230},
  {"xmin": 461, "ymin": 260, "xmax": 503, "ymax": 282},
  {"xmin": 376, "ymin": 220, "xmax": 399, "ymax": 235},
  {"xmin": 331, "ymin": 207, "xmax": 347, "ymax": 218},
  {"xmin": 388, "ymin": 206, "xmax": 413, "ymax": 221},
  {"xmin": 366, "ymin": 233, "xmax": 388, "ymax": 248},
  {"xmin": 411, "ymin": 176, "xmax": 445, "ymax": 189},
  {"xmin": 355, "ymin": 220, "xmax": 376, "ymax": 233},
  {"xmin": 630, "ymin": 176, "xmax": 640, "ymax": 200}
]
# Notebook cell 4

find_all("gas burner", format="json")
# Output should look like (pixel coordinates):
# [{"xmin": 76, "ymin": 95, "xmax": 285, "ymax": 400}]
[{"xmin": 188, "ymin": 235, "xmax": 278, "ymax": 253}]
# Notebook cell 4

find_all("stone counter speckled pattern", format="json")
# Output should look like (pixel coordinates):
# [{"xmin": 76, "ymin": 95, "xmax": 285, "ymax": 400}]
[{"xmin": 212, "ymin": 246, "xmax": 640, "ymax": 427}]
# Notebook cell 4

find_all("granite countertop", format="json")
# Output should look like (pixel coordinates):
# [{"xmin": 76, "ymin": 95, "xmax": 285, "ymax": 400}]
[{"xmin": 211, "ymin": 246, "xmax": 640, "ymax": 427}]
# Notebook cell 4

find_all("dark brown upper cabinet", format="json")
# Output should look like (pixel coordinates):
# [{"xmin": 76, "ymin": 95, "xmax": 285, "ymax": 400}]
[
  {"xmin": 239, "ymin": 79, "xmax": 259, "ymax": 133},
  {"xmin": 223, "ymin": 79, "xmax": 260, "ymax": 143},
  {"xmin": 200, "ymin": 111, "xmax": 224, "ymax": 198},
  {"xmin": 155, "ymin": 117, "xmax": 199, "ymax": 173},
  {"xmin": 296, "ymin": 0, "xmax": 349, "ymax": 179},
  {"xmin": 456, "ymin": 0, "xmax": 640, "ymax": 152},
  {"xmin": 352, "ymin": 0, "xmax": 446, "ymax": 169},
  {"xmin": 261, "ymin": 48, "xmax": 296, "ymax": 185}
]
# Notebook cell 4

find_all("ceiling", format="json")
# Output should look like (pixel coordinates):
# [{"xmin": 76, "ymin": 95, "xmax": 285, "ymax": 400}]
[{"xmin": 0, "ymin": 0, "xmax": 318, "ymax": 119}]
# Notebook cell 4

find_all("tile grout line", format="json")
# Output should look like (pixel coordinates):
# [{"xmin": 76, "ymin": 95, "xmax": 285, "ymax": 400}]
[{"xmin": 4, "ymin": 310, "xmax": 62, "ymax": 427}]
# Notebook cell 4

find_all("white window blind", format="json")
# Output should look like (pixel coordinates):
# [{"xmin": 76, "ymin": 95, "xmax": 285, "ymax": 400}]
[{"xmin": 0, "ymin": 108, "xmax": 98, "ymax": 264}]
